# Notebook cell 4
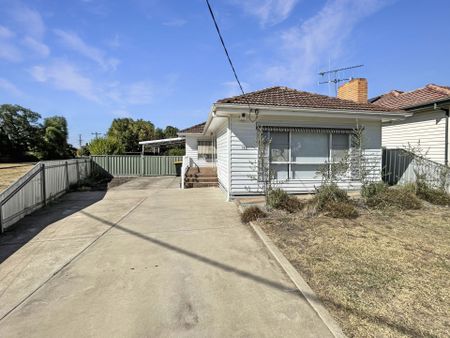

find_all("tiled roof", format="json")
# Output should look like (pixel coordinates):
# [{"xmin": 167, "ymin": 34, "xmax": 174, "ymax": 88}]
[
  {"xmin": 371, "ymin": 84, "xmax": 450, "ymax": 109},
  {"xmin": 216, "ymin": 86, "xmax": 395, "ymax": 112},
  {"xmin": 179, "ymin": 122, "xmax": 206, "ymax": 134}
]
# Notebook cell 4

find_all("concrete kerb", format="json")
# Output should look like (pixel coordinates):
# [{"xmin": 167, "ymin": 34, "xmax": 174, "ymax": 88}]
[{"xmin": 236, "ymin": 203, "xmax": 346, "ymax": 338}]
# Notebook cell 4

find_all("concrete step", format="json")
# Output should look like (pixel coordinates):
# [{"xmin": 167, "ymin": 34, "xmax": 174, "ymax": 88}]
[
  {"xmin": 186, "ymin": 167, "xmax": 217, "ymax": 177},
  {"xmin": 185, "ymin": 174, "xmax": 218, "ymax": 179},
  {"xmin": 185, "ymin": 182, "xmax": 218, "ymax": 188},
  {"xmin": 185, "ymin": 177, "xmax": 218, "ymax": 183},
  {"xmin": 185, "ymin": 167, "xmax": 218, "ymax": 188}
]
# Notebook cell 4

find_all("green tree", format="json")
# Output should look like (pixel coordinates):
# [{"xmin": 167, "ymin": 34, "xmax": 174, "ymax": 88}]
[
  {"xmin": 88, "ymin": 136, "xmax": 124, "ymax": 155},
  {"xmin": 107, "ymin": 118, "xmax": 155, "ymax": 153},
  {"xmin": 163, "ymin": 125, "xmax": 179, "ymax": 139},
  {"xmin": 0, "ymin": 104, "xmax": 41, "ymax": 160},
  {"xmin": 36, "ymin": 116, "xmax": 74, "ymax": 159},
  {"xmin": 77, "ymin": 144, "xmax": 90, "ymax": 157},
  {"xmin": 154, "ymin": 127, "xmax": 165, "ymax": 140}
]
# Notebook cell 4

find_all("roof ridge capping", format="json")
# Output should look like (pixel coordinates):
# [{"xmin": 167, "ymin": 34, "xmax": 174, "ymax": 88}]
[{"xmin": 427, "ymin": 84, "xmax": 450, "ymax": 96}]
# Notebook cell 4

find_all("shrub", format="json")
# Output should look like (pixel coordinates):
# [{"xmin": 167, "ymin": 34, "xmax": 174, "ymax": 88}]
[
  {"xmin": 267, "ymin": 188, "xmax": 289, "ymax": 209},
  {"xmin": 324, "ymin": 201, "xmax": 359, "ymax": 219},
  {"xmin": 366, "ymin": 187, "xmax": 422, "ymax": 210},
  {"xmin": 313, "ymin": 183, "xmax": 349, "ymax": 211},
  {"xmin": 88, "ymin": 136, "xmax": 124, "ymax": 155},
  {"xmin": 267, "ymin": 188, "xmax": 304, "ymax": 213},
  {"xmin": 166, "ymin": 147, "xmax": 185, "ymax": 156},
  {"xmin": 279, "ymin": 197, "xmax": 304, "ymax": 213},
  {"xmin": 361, "ymin": 182, "xmax": 387, "ymax": 199},
  {"xmin": 416, "ymin": 182, "xmax": 450, "ymax": 206},
  {"xmin": 241, "ymin": 206, "xmax": 267, "ymax": 223}
]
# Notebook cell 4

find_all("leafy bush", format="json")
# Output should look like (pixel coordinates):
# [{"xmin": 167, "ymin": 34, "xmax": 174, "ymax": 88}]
[
  {"xmin": 166, "ymin": 147, "xmax": 185, "ymax": 156},
  {"xmin": 241, "ymin": 206, "xmax": 267, "ymax": 223},
  {"xmin": 267, "ymin": 188, "xmax": 303, "ymax": 213},
  {"xmin": 366, "ymin": 187, "xmax": 422, "ymax": 210},
  {"xmin": 416, "ymin": 182, "xmax": 450, "ymax": 206},
  {"xmin": 267, "ymin": 188, "xmax": 288, "ymax": 209},
  {"xmin": 323, "ymin": 201, "xmax": 359, "ymax": 219},
  {"xmin": 88, "ymin": 136, "xmax": 124, "ymax": 155},
  {"xmin": 313, "ymin": 183, "xmax": 349, "ymax": 211},
  {"xmin": 361, "ymin": 182, "xmax": 387, "ymax": 199}
]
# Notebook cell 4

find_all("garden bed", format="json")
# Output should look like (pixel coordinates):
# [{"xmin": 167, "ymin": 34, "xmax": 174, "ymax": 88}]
[{"xmin": 255, "ymin": 204, "xmax": 450, "ymax": 337}]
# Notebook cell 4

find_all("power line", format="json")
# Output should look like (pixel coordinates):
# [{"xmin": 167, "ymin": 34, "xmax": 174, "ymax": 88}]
[{"xmin": 205, "ymin": 0, "xmax": 246, "ymax": 97}]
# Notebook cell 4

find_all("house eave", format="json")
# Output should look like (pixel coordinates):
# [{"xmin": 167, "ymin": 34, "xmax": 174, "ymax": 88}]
[{"xmin": 212, "ymin": 103, "xmax": 410, "ymax": 121}]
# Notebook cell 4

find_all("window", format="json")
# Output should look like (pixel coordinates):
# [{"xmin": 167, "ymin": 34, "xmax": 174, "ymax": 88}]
[
  {"xmin": 268, "ymin": 130, "xmax": 350, "ymax": 180},
  {"xmin": 331, "ymin": 134, "xmax": 350, "ymax": 162},
  {"xmin": 198, "ymin": 140, "xmax": 214, "ymax": 161}
]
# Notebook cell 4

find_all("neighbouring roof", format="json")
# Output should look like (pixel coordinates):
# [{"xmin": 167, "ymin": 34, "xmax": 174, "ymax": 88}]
[
  {"xmin": 178, "ymin": 121, "xmax": 206, "ymax": 134},
  {"xmin": 371, "ymin": 84, "xmax": 450, "ymax": 110},
  {"xmin": 216, "ymin": 86, "xmax": 395, "ymax": 112}
]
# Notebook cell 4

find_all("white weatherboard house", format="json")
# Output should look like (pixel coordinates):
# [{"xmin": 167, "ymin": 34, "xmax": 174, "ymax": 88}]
[
  {"xmin": 371, "ymin": 84, "xmax": 450, "ymax": 166},
  {"xmin": 179, "ymin": 80, "xmax": 409, "ymax": 199}
]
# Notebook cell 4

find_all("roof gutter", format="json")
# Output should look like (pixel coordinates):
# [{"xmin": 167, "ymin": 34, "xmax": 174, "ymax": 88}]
[
  {"xmin": 402, "ymin": 97, "xmax": 450, "ymax": 111},
  {"xmin": 212, "ymin": 103, "xmax": 411, "ymax": 120},
  {"xmin": 202, "ymin": 104, "xmax": 217, "ymax": 135}
]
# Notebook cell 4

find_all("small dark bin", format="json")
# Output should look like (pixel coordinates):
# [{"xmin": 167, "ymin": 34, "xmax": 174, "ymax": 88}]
[{"xmin": 174, "ymin": 161, "xmax": 182, "ymax": 177}]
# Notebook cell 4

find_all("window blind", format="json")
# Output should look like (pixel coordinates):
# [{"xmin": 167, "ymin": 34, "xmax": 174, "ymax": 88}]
[{"xmin": 260, "ymin": 126, "xmax": 354, "ymax": 134}]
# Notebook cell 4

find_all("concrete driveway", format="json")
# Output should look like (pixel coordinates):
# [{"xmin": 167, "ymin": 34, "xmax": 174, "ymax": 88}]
[{"xmin": 0, "ymin": 177, "xmax": 333, "ymax": 337}]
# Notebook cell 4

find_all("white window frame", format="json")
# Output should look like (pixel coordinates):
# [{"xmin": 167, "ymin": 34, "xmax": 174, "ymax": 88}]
[{"xmin": 268, "ymin": 130, "xmax": 352, "ymax": 181}]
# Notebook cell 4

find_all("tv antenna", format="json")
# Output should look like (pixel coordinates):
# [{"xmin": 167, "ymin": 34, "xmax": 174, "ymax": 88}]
[{"xmin": 318, "ymin": 64, "xmax": 364, "ymax": 96}]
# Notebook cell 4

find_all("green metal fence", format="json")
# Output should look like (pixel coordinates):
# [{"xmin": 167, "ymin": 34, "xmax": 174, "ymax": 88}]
[{"xmin": 91, "ymin": 155, "xmax": 183, "ymax": 177}]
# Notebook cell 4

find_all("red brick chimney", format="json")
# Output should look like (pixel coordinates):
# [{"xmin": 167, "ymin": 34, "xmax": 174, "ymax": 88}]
[{"xmin": 337, "ymin": 78, "xmax": 368, "ymax": 103}]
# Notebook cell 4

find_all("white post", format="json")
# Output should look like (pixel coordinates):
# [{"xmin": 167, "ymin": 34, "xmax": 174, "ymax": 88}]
[{"xmin": 181, "ymin": 155, "xmax": 189, "ymax": 189}]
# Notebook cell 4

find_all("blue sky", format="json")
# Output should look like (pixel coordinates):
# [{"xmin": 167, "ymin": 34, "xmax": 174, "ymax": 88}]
[{"xmin": 1, "ymin": 0, "xmax": 449, "ymax": 146}]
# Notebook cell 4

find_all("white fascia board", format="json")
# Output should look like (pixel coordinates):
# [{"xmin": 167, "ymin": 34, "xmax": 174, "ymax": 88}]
[
  {"xmin": 202, "ymin": 105, "xmax": 216, "ymax": 135},
  {"xmin": 177, "ymin": 132, "xmax": 203, "ymax": 137},
  {"xmin": 139, "ymin": 137, "xmax": 184, "ymax": 145},
  {"xmin": 213, "ymin": 103, "xmax": 412, "ymax": 121}
]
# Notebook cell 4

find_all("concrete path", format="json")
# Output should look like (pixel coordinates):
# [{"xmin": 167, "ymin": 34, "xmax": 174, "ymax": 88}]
[{"xmin": 0, "ymin": 177, "xmax": 333, "ymax": 337}]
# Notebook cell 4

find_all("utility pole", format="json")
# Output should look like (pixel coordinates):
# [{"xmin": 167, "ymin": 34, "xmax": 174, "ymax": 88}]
[
  {"xmin": 91, "ymin": 132, "xmax": 102, "ymax": 139},
  {"xmin": 78, "ymin": 134, "xmax": 83, "ymax": 148}
]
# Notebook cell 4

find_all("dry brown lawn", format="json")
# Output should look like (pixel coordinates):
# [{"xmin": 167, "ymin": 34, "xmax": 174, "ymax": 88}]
[
  {"xmin": 257, "ymin": 205, "xmax": 450, "ymax": 337},
  {"xmin": 0, "ymin": 163, "xmax": 35, "ymax": 192}
]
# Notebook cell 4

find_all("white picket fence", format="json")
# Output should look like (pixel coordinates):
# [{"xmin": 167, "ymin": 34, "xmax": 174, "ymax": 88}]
[{"xmin": 0, "ymin": 158, "xmax": 92, "ymax": 232}]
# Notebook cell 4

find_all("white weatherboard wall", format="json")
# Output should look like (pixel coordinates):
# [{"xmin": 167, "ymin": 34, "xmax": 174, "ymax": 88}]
[
  {"xmin": 216, "ymin": 121, "xmax": 229, "ymax": 192},
  {"xmin": 382, "ymin": 110, "xmax": 448, "ymax": 165},
  {"xmin": 185, "ymin": 135, "xmax": 214, "ymax": 167},
  {"xmin": 229, "ymin": 115, "xmax": 382, "ymax": 196}
]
